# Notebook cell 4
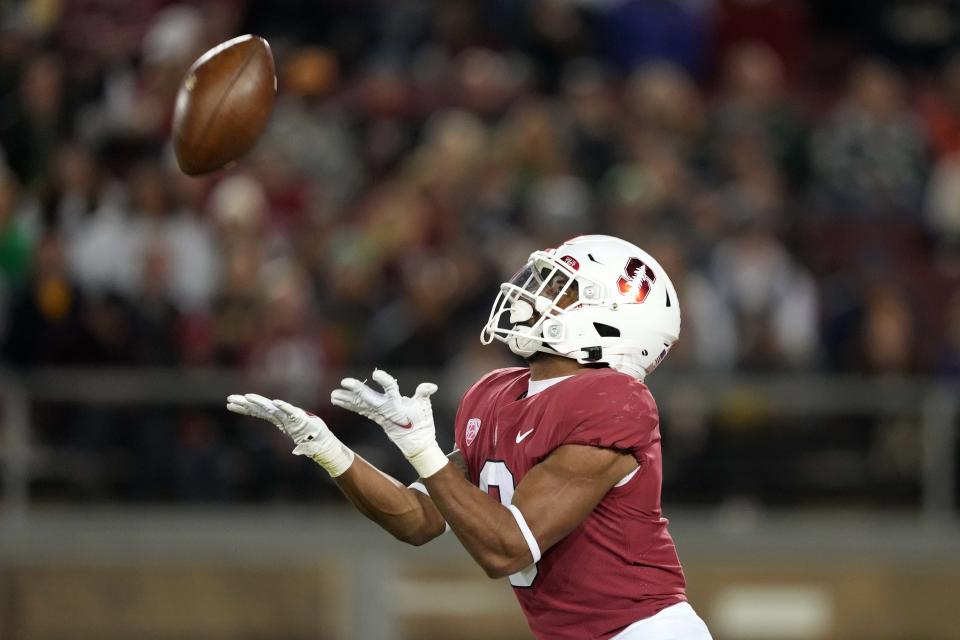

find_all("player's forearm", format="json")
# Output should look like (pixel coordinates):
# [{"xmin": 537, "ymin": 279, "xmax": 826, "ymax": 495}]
[
  {"xmin": 423, "ymin": 463, "xmax": 532, "ymax": 578},
  {"xmin": 334, "ymin": 455, "xmax": 446, "ymax": 546}
]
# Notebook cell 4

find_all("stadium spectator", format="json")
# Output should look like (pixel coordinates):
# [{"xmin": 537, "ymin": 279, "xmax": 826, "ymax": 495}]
[
  {"xmin": 925, "ymin": 150, "xmax": 960, "ymax": 242},
  {"xmin": 859, "ymin": 284, "xmax": 923, "ymax": 374},
  {"xmin": 3, "ymin": 232, "xmax": 86, "ymax": 366},
  {"xmin": 919, "ymin": 51, "xmax": 960, "ymax": 158},
  {"xmin": 811, "ymin": 60, "xmax": 928, "ymax": 214},
  {"xmin": 0, "ymin": 170, "xmax": 32, "ymax": 287},
  {"xmin": 0, "ymin": 53, "xmax": 69, "ymax": 190},
  {"xmin": 562, "ymin": 59, "xmax": 620, "ymax": 184},
  {"xmin": 624, "ymin": 60, "xmax": 704, "ymax": 159},
  {"xmin": 653, "ymin": 232, "xmax": 738, "ymax": 372},
  {"xmin": 121, "ymin": 161, "xmax": 219, "ymax": 309},
  {"xmin": 709, "ymin": 216, "xmax": 819, "ymax": 369},
  {"xmin": 595, "ymin": 0, "xmax": 711, "ymax": 74},
  {"xmin": 705, "ymin": 42, "xmax": 809, "ymax": 190},
  {"xmin": 246, "ymin": 260, "xmax": 329, "ymax": 404},
  {"xmin": 265, "ymin": 46, "xmax": 362, "ymax": 212}
]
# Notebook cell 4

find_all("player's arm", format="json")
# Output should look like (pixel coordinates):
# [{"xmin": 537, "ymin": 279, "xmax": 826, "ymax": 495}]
[
  {"xmin": 331, "ymin": 370, "xmax": 636, "ymax": 578},
  {"xmin": 333, "ymin": 449, "xmax": 467, "ymax": 546},
  {"xmin": 225, "ymin": 394, "xmax": 453, "ymax": 546},
  {"xmin": 424, "ymin": 443, "xmax": 635, "ymax": 577}
]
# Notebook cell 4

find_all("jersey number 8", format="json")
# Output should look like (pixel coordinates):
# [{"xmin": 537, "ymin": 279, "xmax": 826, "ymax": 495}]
[{"xmin": 479, "ymin": 460, "xmax": 539, "ymax": 588}]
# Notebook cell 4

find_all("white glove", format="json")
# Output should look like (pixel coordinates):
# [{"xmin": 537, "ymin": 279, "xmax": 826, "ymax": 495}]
[
  {"xmin": 331, "ymin": 369, "xmax": 448, "ymax": 478},
  {"xmin": 226, "ymin": 393, "xmax": 355, "ymax": 477}
]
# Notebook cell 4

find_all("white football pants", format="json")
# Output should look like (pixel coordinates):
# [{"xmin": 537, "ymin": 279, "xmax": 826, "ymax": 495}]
[{"xmin": 611, "ymin": 602, "xmax": 713, "ymax": 640}]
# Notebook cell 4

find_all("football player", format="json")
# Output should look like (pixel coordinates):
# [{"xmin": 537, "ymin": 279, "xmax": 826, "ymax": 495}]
[{"xmin": 228, "ymin": 235, "xmax": 713, "ymax": 639}]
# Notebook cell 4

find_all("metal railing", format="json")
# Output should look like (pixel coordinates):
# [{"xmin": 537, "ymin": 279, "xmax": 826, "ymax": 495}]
[{"xmin": 1, "ymin": 368, "xmax": 958, "ymax": 524}]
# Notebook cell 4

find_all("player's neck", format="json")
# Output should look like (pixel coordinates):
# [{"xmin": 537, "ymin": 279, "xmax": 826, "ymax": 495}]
[{"xmin": 527, "ymin": 354, "xmax": 589, "ymax": 381}]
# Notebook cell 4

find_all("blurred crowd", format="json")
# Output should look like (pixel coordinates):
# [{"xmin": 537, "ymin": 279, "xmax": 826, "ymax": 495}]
[{"xmin": 1, "ymin": 0, "xmax": 959, "ymax": 503}]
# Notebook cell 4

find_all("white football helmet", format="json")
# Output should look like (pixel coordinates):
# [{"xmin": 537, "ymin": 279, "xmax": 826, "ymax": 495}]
[{"xmin": 481, "ymin": 235, "xmax": 681, "ymax": 381}]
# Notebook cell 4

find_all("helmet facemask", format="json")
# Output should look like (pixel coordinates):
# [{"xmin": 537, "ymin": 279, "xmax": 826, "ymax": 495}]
[{"xmin": 481, "ymin": 250, "xmax": 606, "ymax": 359}]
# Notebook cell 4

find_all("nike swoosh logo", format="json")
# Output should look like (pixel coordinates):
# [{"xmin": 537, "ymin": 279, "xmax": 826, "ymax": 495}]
[
  {"xmin": 391, "ymin": 419, "xmax": 413, "ymax": 429},
  {"xmin": 516, "ymin": 428, "xmax": 535, "ymax": 443}
]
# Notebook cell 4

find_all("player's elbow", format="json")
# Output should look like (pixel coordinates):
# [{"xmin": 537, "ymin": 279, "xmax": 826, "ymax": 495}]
[
  {"xmin": 480, "ymin": 558, "xmax": 511, "ymax": 579},
  {"xmin": 479, "ymin": 551, "xmax": 529, "ymax": 579},
  {"xmin": 401, "ymin": 530, "xmax": 436, "ymax": 547},
  {"xmin": 389, "ymin": 529, "xmax": 424, "ymax": 546},
  {"xmin": 392, "ymin": 522, "xmax": 444, "ymax": 547}
]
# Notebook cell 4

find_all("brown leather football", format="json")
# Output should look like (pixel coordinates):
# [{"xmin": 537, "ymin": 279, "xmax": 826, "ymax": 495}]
[{"xmin": 172, "ymin": 35, "xmax": 276, "ymax": 176}]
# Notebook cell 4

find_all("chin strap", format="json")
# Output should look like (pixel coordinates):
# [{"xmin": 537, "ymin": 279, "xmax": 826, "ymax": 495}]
[
  {"xmin": 508, "ymin": 332, "xmax": 540, "ymax": 357},
  {"xmin": 579, "ymin": 346, "xmax": 603, "ymax": 362},
  {"xmin": 510, "ymin": 329, "xmax": 573, "ymax": 360}
]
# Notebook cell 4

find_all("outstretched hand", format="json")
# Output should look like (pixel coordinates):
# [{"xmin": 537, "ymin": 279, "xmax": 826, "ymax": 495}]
[
  {"xmin": 226, "ymin": 393, "xmax": 355, "ymax": 477},
  {"xmin": 331, "ymin": 369, "xmax": 448, "ymax": 478}
]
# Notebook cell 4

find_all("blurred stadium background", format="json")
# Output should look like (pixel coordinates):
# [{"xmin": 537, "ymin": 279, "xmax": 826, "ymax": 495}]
[{"xmin": 0, "ymin": 0, "xmax": 958, "ymax": 638}]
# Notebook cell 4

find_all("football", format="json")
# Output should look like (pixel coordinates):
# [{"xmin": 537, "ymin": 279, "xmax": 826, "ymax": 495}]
[{"xmin": 172, "ymin": 35, "xmax": 276, "ymax": 176}]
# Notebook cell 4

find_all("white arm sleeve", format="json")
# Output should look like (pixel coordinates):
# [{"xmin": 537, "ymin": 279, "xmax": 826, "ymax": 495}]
[{"xmin": 506, "ymin": 504, "xmax": 541, "ymax": 563}]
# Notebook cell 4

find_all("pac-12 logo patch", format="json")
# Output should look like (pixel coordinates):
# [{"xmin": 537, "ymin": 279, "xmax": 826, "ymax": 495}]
[
  {"xmin": 465, "ymin": 418, "xmax": 481, "ymax": 446},
  {"xmin": 560, "ymin": 255, "xmax": 580, "ymax": 271}
]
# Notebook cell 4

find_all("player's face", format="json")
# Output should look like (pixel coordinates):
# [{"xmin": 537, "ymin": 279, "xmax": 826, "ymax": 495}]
[
  {"xmin": 540, "ymin": 269, "xmax": 579, "ymax": 310},
  {"xmin": 509, "ymin": 264, "xmax": 579, "ymax": 327}
]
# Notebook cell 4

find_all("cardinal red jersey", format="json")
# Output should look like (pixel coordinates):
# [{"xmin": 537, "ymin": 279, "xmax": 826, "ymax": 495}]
[{"xmin": 454, "ymin": 367, "xmax": 686, "ymax": 640}]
